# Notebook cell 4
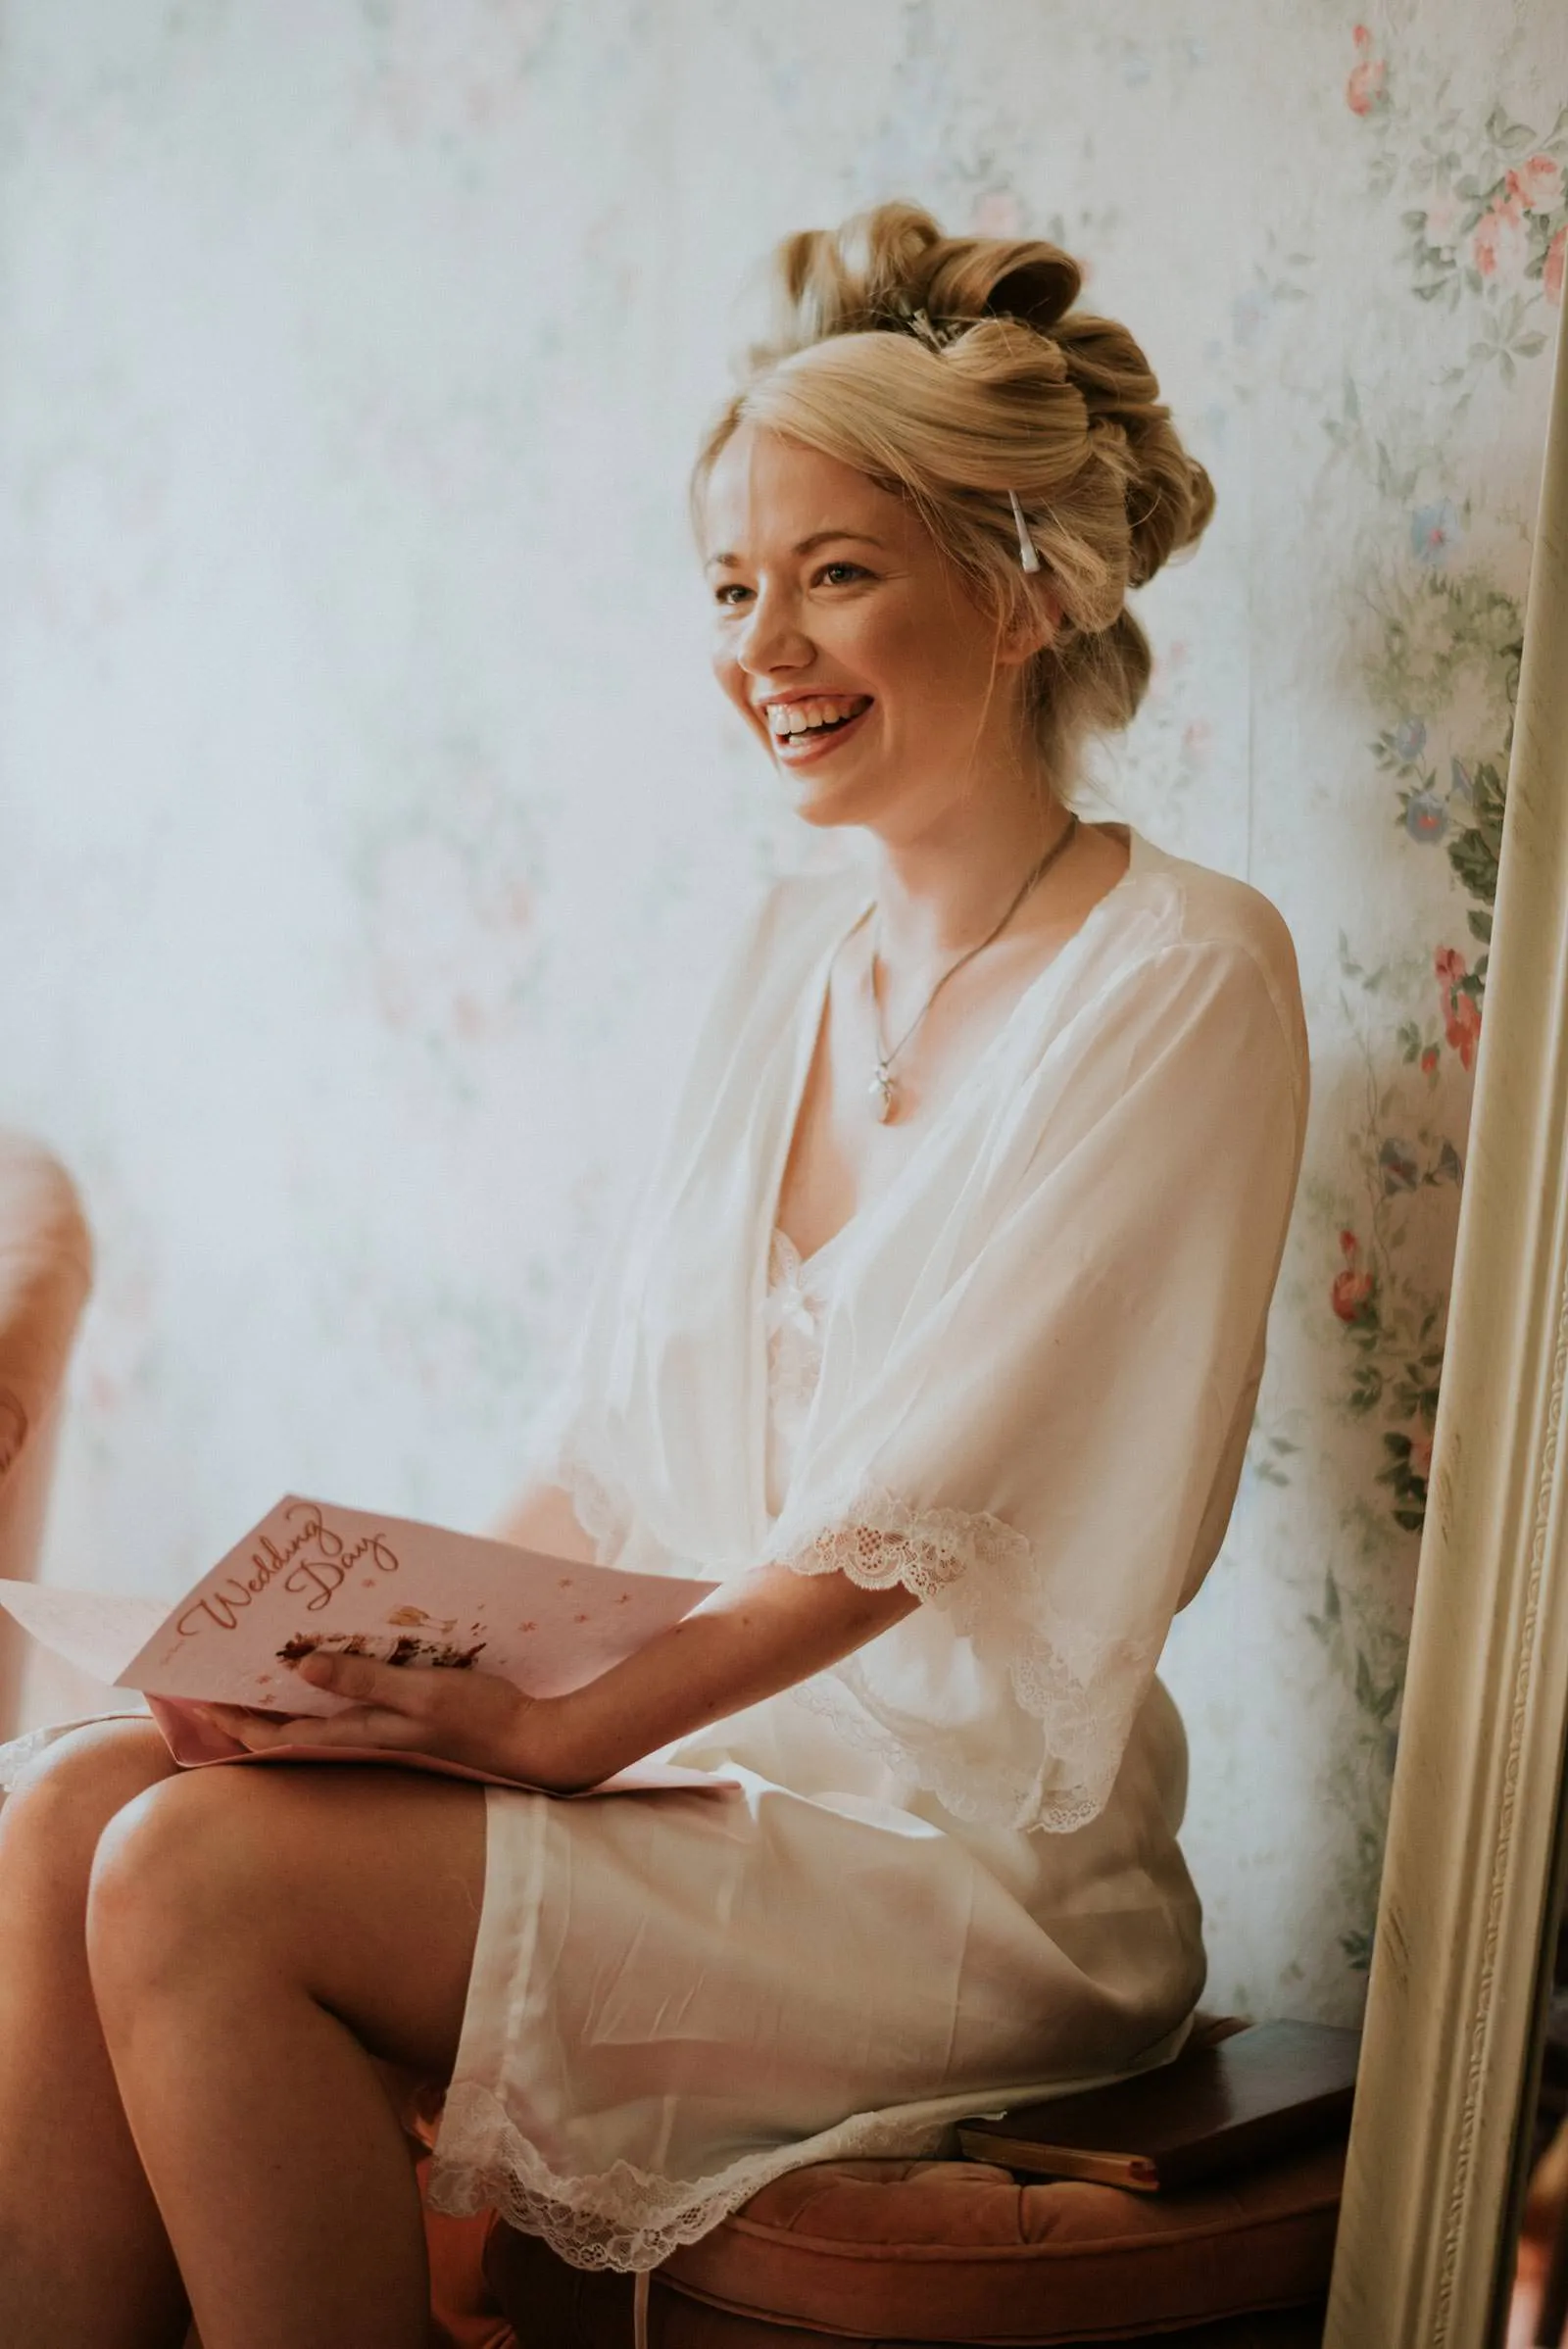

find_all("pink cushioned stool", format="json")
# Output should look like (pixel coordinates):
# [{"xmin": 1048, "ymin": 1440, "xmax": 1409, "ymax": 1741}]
[{"xmin": 482, "ymin": 2136, "xmax": 1340, "ymax": 2346}]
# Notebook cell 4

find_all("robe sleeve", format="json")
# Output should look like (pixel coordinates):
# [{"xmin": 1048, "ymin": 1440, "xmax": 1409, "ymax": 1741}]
[
  {"xmin": 761, "ymin": 933, "xmax": 1308, "ymax": 1835},
  {"xmin": 517, "ymin": 874, "xmax": 825, "ymax": 1563}
]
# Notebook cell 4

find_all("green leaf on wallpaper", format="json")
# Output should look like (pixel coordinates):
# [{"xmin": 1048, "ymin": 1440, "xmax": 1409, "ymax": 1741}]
[
  {"xmin": 1468, "ymin": 908, "xmax": 1493, "ymax": 944},
  {"xmin": 1306, "ymin": 1572, "xmax": 1343, "ymax": 1643},
  {"xmin": 1354, "ymin": 1648, "xmax": 1401, "ymax": 1723}
]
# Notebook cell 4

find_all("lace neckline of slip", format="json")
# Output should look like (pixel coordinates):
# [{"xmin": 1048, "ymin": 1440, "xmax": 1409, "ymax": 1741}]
[{"xmin": 768, "ymin": 1221, "xmax": 854, "ymax": 1298}]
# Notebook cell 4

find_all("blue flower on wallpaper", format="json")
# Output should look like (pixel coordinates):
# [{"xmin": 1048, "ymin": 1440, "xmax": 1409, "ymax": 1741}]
[
  {"xmin": 1409, "ymin": 499, "xmax": 1462, "ymax": 566},
  {"xmin": 1402, "ymin": 791, "xmax": 1448, "ymax": 842},
  {"xmin": 1392, "ymin": 716, "xmax": 1427, "ymax": 761},
  {"xmin": 1379, "ymin": 1137, "xmax": 1421, "ymax": 1194}
]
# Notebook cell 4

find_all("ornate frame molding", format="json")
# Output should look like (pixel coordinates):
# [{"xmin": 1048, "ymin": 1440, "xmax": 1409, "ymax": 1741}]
[{"xmin": 1326, "ymin": 304, "xmax": 1568, "ymax": 2345}]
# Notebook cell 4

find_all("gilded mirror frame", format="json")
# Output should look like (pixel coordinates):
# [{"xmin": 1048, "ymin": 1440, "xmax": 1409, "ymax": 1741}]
[{"xmin": 1326, "ymin": 302, "xmax": 1568, "ymax": 2345}]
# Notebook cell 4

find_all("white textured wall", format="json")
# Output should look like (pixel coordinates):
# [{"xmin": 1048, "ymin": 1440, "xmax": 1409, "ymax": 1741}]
[{"xmin": 2, "ymin": 0, "xmax": 1564, "ymax": 2021}]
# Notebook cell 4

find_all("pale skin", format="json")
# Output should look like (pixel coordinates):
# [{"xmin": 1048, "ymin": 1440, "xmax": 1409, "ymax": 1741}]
[{"xmin": 0, "ymin": 423, "xmax": 1131, "ymax": 2348}]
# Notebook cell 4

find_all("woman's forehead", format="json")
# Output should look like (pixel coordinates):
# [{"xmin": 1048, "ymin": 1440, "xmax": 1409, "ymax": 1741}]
[{"xmin": 702, "ymin": 426, "xmax": 905, "ymax": 557}]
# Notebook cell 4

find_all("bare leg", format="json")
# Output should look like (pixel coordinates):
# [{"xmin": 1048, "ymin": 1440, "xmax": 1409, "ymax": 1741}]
[
  {"xmin": 86, "ymin": 1762, "xmax": 487, "ymax": 2349},
  {"xmin": 0, "ymin": 1718, "xmax": 188, "ymax": 2349}
]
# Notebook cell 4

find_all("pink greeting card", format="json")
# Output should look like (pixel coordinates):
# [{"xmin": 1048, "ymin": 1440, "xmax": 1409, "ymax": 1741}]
[{"xmin": 0, "ymin": 1495, "xmax": 734, "ymax": 1797}]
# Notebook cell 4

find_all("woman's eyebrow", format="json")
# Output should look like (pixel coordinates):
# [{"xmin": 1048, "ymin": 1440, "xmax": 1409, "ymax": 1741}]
[{"xmin": 704, "ymin": 530, "xmax": 887, "ymax": 570}]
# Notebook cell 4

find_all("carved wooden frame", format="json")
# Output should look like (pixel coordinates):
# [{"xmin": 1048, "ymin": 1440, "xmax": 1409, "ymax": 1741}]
[{"xmin": 1325, "ymin": 305, "xmax": 1568, "ymax": 2344}]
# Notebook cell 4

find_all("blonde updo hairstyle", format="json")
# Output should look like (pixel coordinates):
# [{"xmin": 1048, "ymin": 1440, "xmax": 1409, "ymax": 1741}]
[{"xmin": 693, "ymin": 201, "xmax": 1215, "ymax": 782}]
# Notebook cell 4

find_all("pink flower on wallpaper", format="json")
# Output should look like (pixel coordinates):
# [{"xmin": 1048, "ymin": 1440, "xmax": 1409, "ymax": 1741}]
[
  {"xmin": 1407, "ymin": 1432, "xmax": 1434, "ymax": 1481},
  {"xmin": 1506, "ymin": 154, "xmax": 1564, "ymax": 212},
  {"xmin": 1434, "ymin": 945, "xmax": 1482, "ymax": 1072},
  {"xmin": 971, "ymin": 188, "xmax": 1023, "ymax": 238},
  {"xmin": 1473, "ymin": 197, "xmax": 1529, "ymax": 285},
  {"xmin": 1546, "ymin": 224, "xmax": 1567, "ymax": 308},
  {"xmin": 1420, "ymin": 1043, "xmax": 1440, "ymax": 1078},
  {"xmin": 1332, "ymin": 1229, "xmax": 1376, "ymax": 1326},
  {"xmin": 1425, "ymin": 193, "xmax": 1461, "ymax": 244},
  {"xmin": 1346, "ymin": 25, "xmax": 1386, "ymax": 117}
]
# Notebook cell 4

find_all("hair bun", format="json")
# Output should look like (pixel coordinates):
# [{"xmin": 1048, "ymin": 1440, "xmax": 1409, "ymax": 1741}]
[{"xmin": 757, "ymin": 200, "xmax": 1083, "ymax": 359}]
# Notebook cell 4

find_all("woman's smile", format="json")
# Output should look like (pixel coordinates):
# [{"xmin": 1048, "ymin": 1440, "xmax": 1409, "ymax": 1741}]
[{"xmin": 760, "ymin": 691, "xmax": 875, "ymax": 763}]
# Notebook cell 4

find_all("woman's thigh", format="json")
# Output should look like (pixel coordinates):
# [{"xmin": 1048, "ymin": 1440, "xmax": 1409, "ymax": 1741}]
[{"xmin": 87, "ymin": 1762, "xmax": 489, "ymax": 2078}]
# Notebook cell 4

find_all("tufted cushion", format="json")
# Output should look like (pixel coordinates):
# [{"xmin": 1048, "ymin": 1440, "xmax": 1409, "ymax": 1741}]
[{"xmin": 483, "ymin": 2140, "xmax": 1340, "ymax": 2345}]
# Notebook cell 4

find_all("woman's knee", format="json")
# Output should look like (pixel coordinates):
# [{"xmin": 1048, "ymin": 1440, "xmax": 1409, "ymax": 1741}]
[
  {"xmin": 84, "ymin": 1768, "xmax": 277, "ymax": 2015},
  {"xmin": 0, "ymin": 1717, "xmax": 174, "ymax": 1896}
]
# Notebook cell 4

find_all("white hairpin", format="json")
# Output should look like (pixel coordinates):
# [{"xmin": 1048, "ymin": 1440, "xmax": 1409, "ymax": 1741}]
[{"xmin": 1008, "ymin": 488, "xmax": 1042, "ymax": 573}]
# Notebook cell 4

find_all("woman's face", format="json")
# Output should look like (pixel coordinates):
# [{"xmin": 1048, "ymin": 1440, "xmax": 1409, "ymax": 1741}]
[{"xmin": 703, "ymin": 424, "xmax": 1039, "ymax": 840}]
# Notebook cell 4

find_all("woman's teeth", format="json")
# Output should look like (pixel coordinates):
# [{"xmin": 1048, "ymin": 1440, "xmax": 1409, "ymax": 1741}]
[{"xmin": 766, "ymin": 695, "xmax": 871, "ymax": 740}]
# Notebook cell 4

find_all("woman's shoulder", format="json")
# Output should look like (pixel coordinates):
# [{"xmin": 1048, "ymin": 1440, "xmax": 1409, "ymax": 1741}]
[
  {"xmin": 1118, "ymin": 830, "xmax": 1304, "ymax": 1045},
  {"xmin": 1127, "ymin": 831, "xmax": 1298, "ymax": 980},
  {"xmin": 1061, "ymin": 831, "xmax": 1308, "ymax": 1130}
]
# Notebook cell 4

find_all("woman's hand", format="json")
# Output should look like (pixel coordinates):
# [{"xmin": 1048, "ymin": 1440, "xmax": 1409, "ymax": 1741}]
[
  {"xmin": 199, "ymin": 1556, "xmax": 920, "ymax": 1794},
  {"xmin": 199, "ymin": 1655, "xmax": 584, "ymax": 1789}
]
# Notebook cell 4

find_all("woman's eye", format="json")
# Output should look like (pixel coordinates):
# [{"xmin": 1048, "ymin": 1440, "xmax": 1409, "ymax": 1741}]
[
  {"xmin": 713, "ymin": 582, "xmax": 753, "ymax": 609},
  {"xmin": 815, "ymin": 561, "xmax": 868, "ymax": 587}
]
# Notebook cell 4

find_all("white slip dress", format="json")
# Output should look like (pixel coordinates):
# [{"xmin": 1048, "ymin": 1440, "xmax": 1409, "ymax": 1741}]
[{"xmin": 426, "ymin": 1219, "xmax": 1206, "ymax": 2273}]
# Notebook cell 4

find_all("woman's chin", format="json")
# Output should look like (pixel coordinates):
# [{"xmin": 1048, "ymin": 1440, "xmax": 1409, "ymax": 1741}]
[
  {"xmin": 775, "ymin": 747, "xmax": 885, "ymax": 829},
  {"xmin": 781, "ymin": 775, "xmax": 873, "ymax": 830}
]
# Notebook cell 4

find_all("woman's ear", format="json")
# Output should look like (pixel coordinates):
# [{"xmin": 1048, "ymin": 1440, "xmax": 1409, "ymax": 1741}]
[{"xmin": 998, "ymin": 578, "xmax": 1064, "ymax": 667}]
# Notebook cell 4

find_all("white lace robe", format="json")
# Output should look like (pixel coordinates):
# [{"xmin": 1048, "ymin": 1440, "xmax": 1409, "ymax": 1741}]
[{"xmin": 428, "ymin": 828, "xmax": 1310, "ymax": 2269}]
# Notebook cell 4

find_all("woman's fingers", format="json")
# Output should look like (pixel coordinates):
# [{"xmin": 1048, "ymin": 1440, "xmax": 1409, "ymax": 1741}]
[
  {"xmin": 191, "ymin": 1661, "xmax": 532, "ymax": 1774},
  {"xmin": 292, "ymin": 1651, "xmax": 429, "ymax": 1712},
  {"xmin": 196, "ymin": 1699, "xmax": 418, "ymax": 1752}
]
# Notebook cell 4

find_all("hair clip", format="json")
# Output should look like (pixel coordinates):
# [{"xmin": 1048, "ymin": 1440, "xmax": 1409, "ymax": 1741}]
[
  {"xmin": 885, "ymin": 296, "xmax": 967, "ymax": 352},
  {"xmin": 1008, "ymin": 488, "xmax": 1042, "ymax": 573}
]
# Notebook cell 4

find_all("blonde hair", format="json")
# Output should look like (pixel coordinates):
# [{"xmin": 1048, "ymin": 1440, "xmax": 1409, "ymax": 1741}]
[{"xmin": 692, "ymin": 200, "xmax": 1215, "ymax": 779}]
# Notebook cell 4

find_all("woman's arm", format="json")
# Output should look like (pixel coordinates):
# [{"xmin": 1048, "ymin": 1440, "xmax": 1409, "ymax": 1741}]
[
  {"xmin": 532, "ymin": 1559, "xmax": 920, "ymax": 1785},
  {"xmin": 205, "ymin": 1559, "xmax": 919, "ymax": 1787}
]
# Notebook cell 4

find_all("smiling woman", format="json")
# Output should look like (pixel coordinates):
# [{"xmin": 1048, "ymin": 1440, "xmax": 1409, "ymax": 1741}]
[{"xmin": 0, "ymin": 199, "xmax": 1307, "ymax": 2349}]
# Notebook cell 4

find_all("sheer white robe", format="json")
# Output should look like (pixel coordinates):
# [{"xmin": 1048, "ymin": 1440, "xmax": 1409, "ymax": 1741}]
[{"xmin": 427, "ymin": 826, "xmax": 1310, "ymax": 2270}]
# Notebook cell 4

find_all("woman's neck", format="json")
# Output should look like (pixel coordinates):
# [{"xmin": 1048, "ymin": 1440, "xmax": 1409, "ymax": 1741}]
[{"xmin": 863, "ymin": 765, "xmax": 1079, "ymax": 965}]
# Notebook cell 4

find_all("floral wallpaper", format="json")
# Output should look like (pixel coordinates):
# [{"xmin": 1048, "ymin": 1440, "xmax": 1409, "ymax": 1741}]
[{"xmin": 0, "ymin": 0, "xmax": 1563, "ymax": 2024}]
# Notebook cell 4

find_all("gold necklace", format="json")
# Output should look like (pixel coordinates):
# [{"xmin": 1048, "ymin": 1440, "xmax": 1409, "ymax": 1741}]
[{"xmin": 866, "ymin": 813, "xmax": 1080, "ymax": 1124}]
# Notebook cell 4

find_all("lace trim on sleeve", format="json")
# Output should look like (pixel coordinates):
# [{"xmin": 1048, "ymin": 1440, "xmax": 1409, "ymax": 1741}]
[
  {"xmin": 771, "ymin": 1483, "xmax": 1028, "ymax": 1605},
  {"xmin": 771, "ymin": 1490, "xmax": 1161, "ymax": 1835}
]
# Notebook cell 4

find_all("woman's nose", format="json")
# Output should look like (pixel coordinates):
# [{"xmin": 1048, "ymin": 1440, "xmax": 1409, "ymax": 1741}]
[{"xmin": 735, "ymin": 586, "xmax": 811, "ymax": 675}]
